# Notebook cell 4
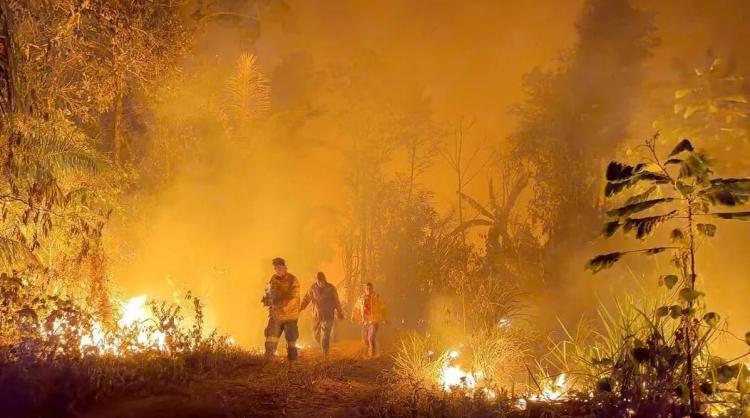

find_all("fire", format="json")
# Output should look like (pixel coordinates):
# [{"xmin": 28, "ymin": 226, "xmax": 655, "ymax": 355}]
[
  {"xmin": 441, "ymin": 365, "xmax": 477, "ymax": 391},
  {"xmin": 78, "ymin": 294, "xmax": 167, "ymax": 355},
  {"xmin": 437, "ymin": 348, "xmax": 495, "ymax": 399},
  {"xmin": 119, "ymin": 295, "xmax": 149, "ymax": 327},
  {"xmin": 530, "ymin": 373, "xmax": 568, "ymax": 401},
  {"xmin": 117, "ymin": 294, "xmax": 167, "ymax": 350}
]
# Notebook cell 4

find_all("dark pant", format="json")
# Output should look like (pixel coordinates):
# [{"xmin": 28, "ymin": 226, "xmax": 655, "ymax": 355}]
[
  {"xmin": 313, "ymin": 318, "xmax": 335, "ymax": 354},
  {"xmin": 361, "ymin": 322, "xmax": 380, "ymax": 357},
  {"xmin": 264, "ymin": 318, "xmax": 299, "ymax": 361}
]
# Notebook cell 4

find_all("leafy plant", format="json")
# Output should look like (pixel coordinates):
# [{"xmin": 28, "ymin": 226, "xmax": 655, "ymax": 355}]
[
  {"xmin": 653, "ymin": 57, "xmax": 750, "ymax": 172},
  {"xmin": 587, "ymin": 135, "xmax": 750, "ymax": 415}
]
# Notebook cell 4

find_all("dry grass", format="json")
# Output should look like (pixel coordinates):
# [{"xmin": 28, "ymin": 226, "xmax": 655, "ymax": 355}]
[{"xmin": 393, "ymin": 332, "xmax": 450, "ymax": 388}]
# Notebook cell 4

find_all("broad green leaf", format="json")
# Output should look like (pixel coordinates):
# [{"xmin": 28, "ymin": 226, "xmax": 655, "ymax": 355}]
[
  {"xmin": 637, "ymin": 172, "xmax": 670, "ymax": 184},
  {"xmin": 604, "ymin": 181, "xmax": 629, "ymax": 197},
  {"xmin": 656, "ymin": 306, "xmax": 670, "ymax": 317},
  {"xmin": 708, "ymin": 178, "xmax": 750, "ymax": 194},
  {"xmin": 738, "ymin": 364, "xmax": 750, "ymax": 394},
  {"xmin": 606, "ymin": 198, "xmax": 674, "ymax": 218},
  {"xmin": 660, "ymin": 274, "xmax": 679, "ymax": 289},
  {"xmin": 703, "ymin": 189, "xmax": 747, "ymax": 206},
  {"xmin": 623, "ymin": 211, "xmax": 677, "ymax": 240},
  {"xmin": 714, "ymin": 211, "xmax": 750, "ymax": 221},
  {"xmin": 717, "ymin": 364, "xmax": 741, "ymax": 384},
  {"xmin": 606, "ymin": 161, "xmax": 636, "ymax": 182},
  {"xmin": 676, "ymin": 181, "xmax": 694, "ymax": 195},
  {"xmin": 703, "ymin": 312, "xmax": 720, "ymax": 327},
  {"xmin": 624, "ymin": 186, "xmax": 656, "ymax": 206},
  {"xmin": 679, "ymin": 288, "xmax": 703, "ymax": 303},
  {"xmin": 679, "ymin": 154, "xmax": 707, "ymax": 179},
  {"xmin": 586, "ymin": 253, "xmax": 622, "ymax": 273},
  {"xmin": 601, "ymin": 221, "xmax": 620, "ymax": 238},
  {"xmin": 696, "ymin": 223, "xmax": 717, "ymax": 237},
  {"xmin": 699, "ymin": 381, "xmax": 714, "ymax": 395},
  {"xmin": 670, "ymin": 228, "xmax": 685, "ymax": 242}
]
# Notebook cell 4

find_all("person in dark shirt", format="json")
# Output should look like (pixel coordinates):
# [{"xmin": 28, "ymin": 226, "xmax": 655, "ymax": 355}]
[{"xmin": 300, "ymin": 272, "xmax": 344, "ymax": 358}]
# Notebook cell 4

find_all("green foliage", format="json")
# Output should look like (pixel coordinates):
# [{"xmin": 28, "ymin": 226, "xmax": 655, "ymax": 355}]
[
  {"xmin": 605, "ymin": 198, "xmax": 674, "ymax": 218},
  {"xmin": 660, "ymin": 274, "xmax": 679, "ymax": 289},
  {"xmin": 585, "ymin": 252, "xmax": 623, "ymax": 273},
  {"xmin": 0, "ymin": 114, "xmax": 124, "ymax": 287},
  {"xmin": 591, "ymin": 136, "xmax": 750, "ymax": 271},
  {"xmin": 587, "ymin": 136, "xmax": 750, "ymax": 414},
  {"xmin": 654, "ymin": 57, "xmax": 750, "ymax": 173}
]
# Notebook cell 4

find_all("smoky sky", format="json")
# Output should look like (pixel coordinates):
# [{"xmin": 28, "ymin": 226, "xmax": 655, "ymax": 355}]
[{"xmin": 106, "ymin": 0, "xmax": 750, "ymax": 349}]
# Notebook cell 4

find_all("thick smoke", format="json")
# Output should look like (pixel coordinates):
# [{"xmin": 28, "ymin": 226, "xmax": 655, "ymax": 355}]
[{"xmin": 103, "ymin": 0, "xmax": 750, "ymax": 351}]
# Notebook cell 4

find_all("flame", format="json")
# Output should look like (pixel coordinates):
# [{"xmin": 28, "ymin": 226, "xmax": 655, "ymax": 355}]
[
  {"xmin": 441, "ymin": 365, "xmax": 477, "ymax": 391},
  {"xmin": 530, "ymin": 373, "xmax": 568, "ymax": 401},
  {"xmin": 437, "ymin": 348, "xmax": 495, "ymax": 398},
  {"xmin": 119, "ymin": 295, "xmax": 149, "ymax": 327},
  {"xmin": 78, "ymin": 294, "xmax": 167, "ymax": 355}
]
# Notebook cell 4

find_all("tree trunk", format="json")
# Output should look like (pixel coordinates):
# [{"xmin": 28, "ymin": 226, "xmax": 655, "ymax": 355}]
[
  {"xmin": 0, "ymin": 0, "xmax": 18, "ymax": 122},
  {"xmin": 113, "ymin": 94, "xmax": 124, "ymax": 164}
]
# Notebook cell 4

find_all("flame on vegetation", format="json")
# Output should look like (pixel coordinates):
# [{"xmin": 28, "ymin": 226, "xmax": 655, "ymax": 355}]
[
  {"xmin": 78, "ymin": 294, "xmax": 167, "ymax": 355},
  {"xmin": 530, "ymin": 373, "xmax": 569, "ymax": 401},
  {"xmin": 437, "ymin": 348, "xmax": 496, "ymax": 399}
]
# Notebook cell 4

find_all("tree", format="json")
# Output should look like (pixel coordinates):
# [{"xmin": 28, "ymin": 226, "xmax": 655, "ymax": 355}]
[
  {"xmin": 588, "ymin": 135, "xmax": 750, "ymax": 414},
  {"xmin": 0, "ymin": 0, "xmax": 189, "ymax": 307},
  {"xmin": 510, "ymin": 0, "xmax": 658, "ymax": 284},
  {"xmin": 0, "ymin": 113, "xmax": 120, "ymax": 288},
  {"xmin": 0, "ymin": 1, "xmax": 189, "ymax": 129},
  {"xmin": 654, "ymin": 55, "xmax": 750, "ymax": 172},
  {"xmin": 439, "ymin": 119, "xmax": 489, "ymax": 246},
  {"xmin": 454, "ymin": 163, "xmax": 530, "ymax": 277}
]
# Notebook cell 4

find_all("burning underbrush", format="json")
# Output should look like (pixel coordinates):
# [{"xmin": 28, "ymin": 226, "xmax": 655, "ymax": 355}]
[
  {"xmin": 378, "ymin": 326, "xmax": 578, "ymax": 416},
  {"xmin": 0, "ymin": 272, "xmax": 253, "ymax": 417}
]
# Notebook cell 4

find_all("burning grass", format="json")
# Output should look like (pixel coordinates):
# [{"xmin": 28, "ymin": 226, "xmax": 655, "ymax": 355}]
[{"xmin": 382, "ymin": 326, "xmax": 543, "ymax": 416}]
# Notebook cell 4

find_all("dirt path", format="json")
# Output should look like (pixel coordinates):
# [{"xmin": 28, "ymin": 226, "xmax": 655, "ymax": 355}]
[{"xmin": 83, "ymin": 342, "xmax": 392, "ymax": 418}]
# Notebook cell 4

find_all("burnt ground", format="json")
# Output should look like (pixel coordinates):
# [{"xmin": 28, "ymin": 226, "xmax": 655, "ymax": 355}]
[{"xmin": 81, "ymin": 341, "xmax": 392, "ymax": 418}]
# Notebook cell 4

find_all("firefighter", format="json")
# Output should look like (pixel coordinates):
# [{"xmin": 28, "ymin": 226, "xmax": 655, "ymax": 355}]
[{"xmin": 261, "ymin": 257, "xmax": 301, "ymax": 362}]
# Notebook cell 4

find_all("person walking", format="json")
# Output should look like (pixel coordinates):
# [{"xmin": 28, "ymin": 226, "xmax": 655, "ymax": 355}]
[
  {"xmin": 261, "ymin": 257, "xmax": 301, "ymax": 362},
  {"xmin": 300, "ymin": 272, "xmax": 345, "ymax": 358},
  {"xmin": 351, "ymin": 282, "xmax": 387, "ymax": 358}
]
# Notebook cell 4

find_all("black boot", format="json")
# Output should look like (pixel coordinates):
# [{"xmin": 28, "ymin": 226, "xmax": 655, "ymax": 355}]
[
  {"xmin": 264, "ymin": 342, "xmax": 277, "ymax": 360},
  {"xmin": 287, "ymin": 345, "xmax": 298, "ymax": 362}
]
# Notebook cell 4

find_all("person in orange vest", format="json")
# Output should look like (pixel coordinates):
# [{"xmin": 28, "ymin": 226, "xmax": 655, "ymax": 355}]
[
  {"xmin": 351, "ymin": 282, "xmax": 387, "ymax": 358},
  {"xmin": 261, "ymin": 257, "xmax": 301, "ymax": 362}
]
